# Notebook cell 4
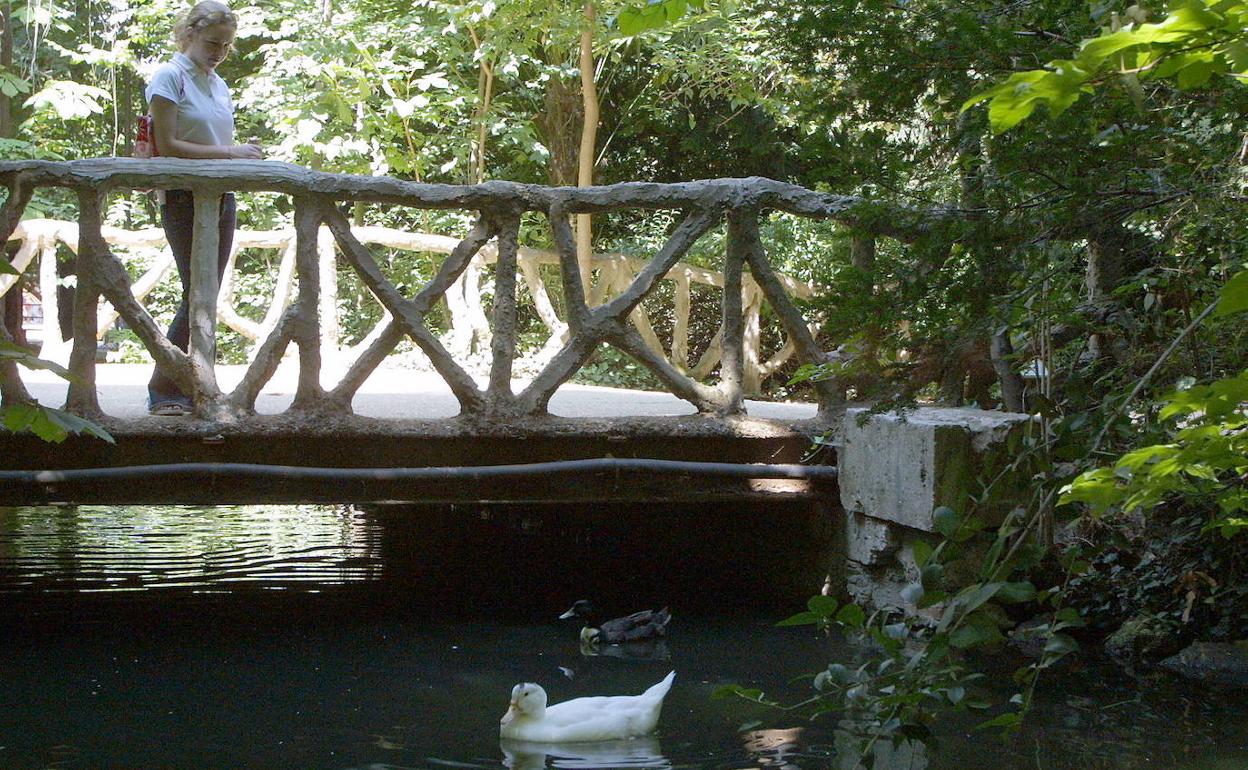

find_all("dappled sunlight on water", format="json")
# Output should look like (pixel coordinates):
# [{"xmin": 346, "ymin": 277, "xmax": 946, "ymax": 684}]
[{"xmin": 0, "ymin": 504, "xmax": 383, "ymax": 592}]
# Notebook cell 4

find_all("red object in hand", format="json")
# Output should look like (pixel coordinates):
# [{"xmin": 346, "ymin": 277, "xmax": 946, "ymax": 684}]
[{"xmin": 135, "ymin": 115, "xmax": 158, "ymax": 159}]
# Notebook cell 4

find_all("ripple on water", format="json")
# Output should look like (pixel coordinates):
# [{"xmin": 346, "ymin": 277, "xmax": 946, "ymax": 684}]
[{"xmin": 0, "ymin": 504, "xmax": 385, "ymax": 593}]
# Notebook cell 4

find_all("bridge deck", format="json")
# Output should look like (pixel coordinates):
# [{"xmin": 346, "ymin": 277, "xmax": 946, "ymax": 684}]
[
  {"xmin": 18, "ymin": 363, "xmax": 818, "ymax": 422},
  {"xmin": 4, "ymin": 364, "xmax": 834, "ymax": 506}
]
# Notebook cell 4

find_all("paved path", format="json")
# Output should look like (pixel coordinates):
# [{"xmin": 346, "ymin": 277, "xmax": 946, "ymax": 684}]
[{"xmin": 18, "ymin": 363, "xmax": 818, "ymax": 421}]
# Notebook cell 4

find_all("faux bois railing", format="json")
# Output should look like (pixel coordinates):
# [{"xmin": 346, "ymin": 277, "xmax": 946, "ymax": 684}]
[
  {"xmin": 0, "ymin": 160, "xmax": 931, "ymax": 424},
  {"xmin": 3, "ymin": 216, "xmax": 814, "ymax": 395}
]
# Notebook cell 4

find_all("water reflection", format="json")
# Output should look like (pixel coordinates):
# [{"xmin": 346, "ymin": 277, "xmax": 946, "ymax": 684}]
[
  {"xmin": 830, "ymin": 731, "xmax": 927, "ymax": 770},
  {"xmin": 741, "ymin": 728, "xmax": 807, "ymax": 768},
  {"xmin": 2, "ymin": 504, "xmax": 1248, "ymax": 770},
  {"xmin": 579, "ymin": 639, "xmax": 671, "ymax": 661},
  {"xmin": 0, "ymin": 504, "xmax": 383, "ymax": 592},
  {"xmin": 500, "ymin": 736, "xmax": 670, "ymax": 770}
]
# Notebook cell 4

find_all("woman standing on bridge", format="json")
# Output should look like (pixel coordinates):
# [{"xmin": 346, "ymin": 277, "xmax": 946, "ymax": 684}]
[{"xmin": 145, "ymin": 0, "xmax": 263, "ymax": 416}]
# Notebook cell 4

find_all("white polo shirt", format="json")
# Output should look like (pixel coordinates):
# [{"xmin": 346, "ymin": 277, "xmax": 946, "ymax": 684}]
[{"xmin": 145, "ymin": 52, "xmax": 235, "ymax": 148}]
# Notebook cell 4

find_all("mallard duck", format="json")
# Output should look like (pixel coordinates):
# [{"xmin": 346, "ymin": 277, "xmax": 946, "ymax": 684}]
[
  {"xmin": 499, "ymin": 671, "xmax": 675, "ymax": 743},
  {"xmin": 559, "ymin": 600, "xmax": 672, "ymax": 644}
]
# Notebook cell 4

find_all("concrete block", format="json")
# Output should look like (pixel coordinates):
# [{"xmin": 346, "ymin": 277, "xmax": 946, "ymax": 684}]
[
  {"xmin": 846, "ymin": 526, "xmax": 944, "ymax": 618},
  {"xmin": 838, "ymin": 406, "xmax": 1034, "ymax": 532},
  {"xmin": 845, "ymin": 512, "xmax": 899, "ymax": 566}
]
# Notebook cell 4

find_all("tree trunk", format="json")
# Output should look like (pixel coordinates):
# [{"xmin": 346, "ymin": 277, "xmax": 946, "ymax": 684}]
[
  {"xmin": 1, "ymin": 1, "xmax": 22, "ymax": 348},
  {"xmin": 1086, "ymin": 225, "xmax": 1152, "ymax": 364},
  {"xmin": 534, "ymin": 78, "xmax": 580, "ymax": 187},
  {"xmin": 468, "ymin": 26, "xmax": 494, "ymax": 185},
  {"xmin": 575, "ymin": 2, "xmax": 598, "ymax": 297},
  {"xmin": 0, "ymin": 1, "xmax": 11, "ymax": 138},
  {"xmin": 932, "ymin": 113, "xmax": 987, "ymax": 405},
  {"xmin": 991, "ymin": 330, "xmax": 1026, "ymax": 412}
]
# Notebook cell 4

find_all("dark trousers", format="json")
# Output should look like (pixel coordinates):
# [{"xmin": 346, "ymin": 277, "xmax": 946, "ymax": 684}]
[{"xmin": 148, "ymin": 189, "xmax": 236, "ymax": 400}]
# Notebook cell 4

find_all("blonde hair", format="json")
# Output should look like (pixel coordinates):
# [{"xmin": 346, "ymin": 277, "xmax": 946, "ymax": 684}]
[{"xmin": 174, "ymin": 1, "xmax": 237, "ymax": 50}]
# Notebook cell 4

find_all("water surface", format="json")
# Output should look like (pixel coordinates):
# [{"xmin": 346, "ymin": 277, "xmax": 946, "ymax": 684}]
[{"xmin": 1, "ymin": 504, "xmax": 1245, "ymax": 770}]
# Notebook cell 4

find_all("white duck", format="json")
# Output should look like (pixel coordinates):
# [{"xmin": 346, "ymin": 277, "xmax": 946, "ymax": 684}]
[{"xmin": 499, "ymin": 671, "xmax": 675, "ymax": 743}]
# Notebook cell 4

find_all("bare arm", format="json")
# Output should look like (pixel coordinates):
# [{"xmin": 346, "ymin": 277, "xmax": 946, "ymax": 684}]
[{"xmin": 150, "ymin": 96, "xmax": 262, "ymax": 160}]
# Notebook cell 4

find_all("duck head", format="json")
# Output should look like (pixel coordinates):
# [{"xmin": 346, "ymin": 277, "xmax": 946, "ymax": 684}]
[
  {"xmin": 501, "ymin": 682, "xmax": 547, "ymax": 726},
  {"xmin": 558, "ymin": 600, "xmax": 596, "ymax": 622}
]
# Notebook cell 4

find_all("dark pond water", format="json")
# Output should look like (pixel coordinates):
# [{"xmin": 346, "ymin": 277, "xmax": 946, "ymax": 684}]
[{"xmin": 1, "ymin": 503, "xmax": 1246, "ymax": 770}]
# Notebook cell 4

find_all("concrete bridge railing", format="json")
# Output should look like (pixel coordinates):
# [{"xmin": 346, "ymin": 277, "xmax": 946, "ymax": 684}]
[
  {"xmin": 0, "ymin": 160, "xmax": 937, "ymax": 424},
  {"xmin": 3, "ymin": 217, "xmax": 816, "ymax": 395}
]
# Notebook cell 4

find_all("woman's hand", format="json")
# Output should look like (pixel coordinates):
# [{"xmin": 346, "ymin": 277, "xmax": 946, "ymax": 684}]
[{"xmin": 229, "ymin": 141, "xmax": 263, "ymax": 160}]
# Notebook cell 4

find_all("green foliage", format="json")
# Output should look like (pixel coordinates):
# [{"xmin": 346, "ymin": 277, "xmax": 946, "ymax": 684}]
[
  {"xmin": 720, "ymin": 506, "xmax": 1085, "ymax": 758},
  {"xmin": 0, "ymin": 66, "xmax": 31, "ymax": 98},
  {"xmin": 1064, "ymin": 506, "xmax": 1248, "ymax": 641},
  {"xmin": 24, "ymin": 79, "xmax": 111, "ymax": 121},
  {"xmin": 0, "ymin": 341, "xmax": 114, "ymax": 444},
  {"xmin": 1061, "ymin": 272, "xmax": 1248, "ymax": 537},
  {"xmin": 961, "ymin": 60, "xmax": 1093, "ymax": 134},
  {"xmin": 1061, "ymin": 370, "xmax": 1248, "ymax": 536},
  {"xmin": 572, "ymin": 342, "xmax": 664, "ymax": 390},
  {"xmin": 965, "ymin": 0, "xmax": 1248, "ymax": 132},
  {"xmin": 616, "ymin": 0, "xmax": 706, "ymax": 36},
  {"xmin": 1, "ymin": 399, "xmax": 114, "ymax": 444},
  {"xmin": 1215, "ymin": 269, "xmax": 1248, "ymax": 317}
]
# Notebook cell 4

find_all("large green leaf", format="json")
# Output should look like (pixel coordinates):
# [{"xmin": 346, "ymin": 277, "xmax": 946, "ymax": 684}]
[
  {"xmin": 956, "ymin": 582, "xmax": 1004, "ymax": 615},
  {"xmin": 807, "ymin": 594, "xmax": 840, "ymax": 616},
  {"xmin": 1059, "ymin": 467, "xmax": 1124, "ymax": 512},
  {"xmin": 24, "ymin": 80, "xmax": 111, "ymax": 121},
  {"xmin": 1176, "ymin": 56, "xmax": 1219, "ymax": 88},
  {"xmin": 996, "ymin": 581, "xmax": 1037, "ymax": 604},
  {"xmin": 1226, "ymin": 39, "xmax": 1248, "ymax": 71},
  {"xmin": 835, "ymin": 603, "xmax": 866, "ymax": 628},
  {"xmin": 932, "ymin": 506, "xmax": 960, "ymax": 537},
  {"xmin": 950, "ymin": 614, "xmax": 1005, "ymax": 648},
  {"xmin": 0, "ymin": 340, "xmax": 75, "ymax": 379},
  {"xmin": 776, "ymin": 610, "xmax": 822, "ymax": 627},
  {"xmin": 1214, "ymin": 270, "xmax": 1248, "ymax": 317},
  {"xmin": 1, "ymin": 401, "xmax": 114, "ymax": 444},
  {"xmin": 968, "ymin": 62, "xmax": 1092, "ymax": 133},
  {"xmin": 968, "ymin": 0, "xmax": 1245, "ymax": 130},
  {"xmin": 0, "ymin": 66, "xmax": 31, "ymax": 98},
  {"xmin": 617, "ymin": 0, "xmax": 705, "ymax": 36}
]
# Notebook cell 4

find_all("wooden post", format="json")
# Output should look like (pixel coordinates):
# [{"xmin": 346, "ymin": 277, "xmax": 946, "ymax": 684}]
[
  {"xmin": 738, "ymin": 212, "xmax": 845, "ymax": 416},
  {"xmin": 291, "ymin": 198, "xmax": 325, "ymax": 407},
  {"xmin": 67, "ymin": 189, "xmax": 103, "ymax": 416},
  {"xmin": 742, "ymin": 284, "xmax": 763, "ymax": 394},
  {"xmin": 0, "ymin": 306, "xmax": 31, "ymax": 406},
  {"xmin": 720, "ymin": 210, "xmax": 748, "ymax": 414},
  {"xmin": 488, "ymin": 212, "xmax": 520, "ymax": 407},
  {"xmin": 36, "ymin": 239, "xmax": 68, "ymax": 362},
  {"xmin": 670, "ymin": 272, "xmax": 691, "ymax": 373},
  {"xmin": 188, "ymin": 191, "xmax": 222, "ymax": 403},
  {"xmin": 317, "ymin": 225, "xmax": 340, "ymax": 358},
  {"xmin": 549, "ymin": 203, "xmax": 589, "ymax": 329}
]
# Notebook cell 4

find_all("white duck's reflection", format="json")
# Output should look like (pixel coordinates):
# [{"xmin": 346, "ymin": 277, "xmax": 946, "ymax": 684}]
[{"xmin": 500, "ymin": 735, "xmax": 672, "ymax": 770}]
